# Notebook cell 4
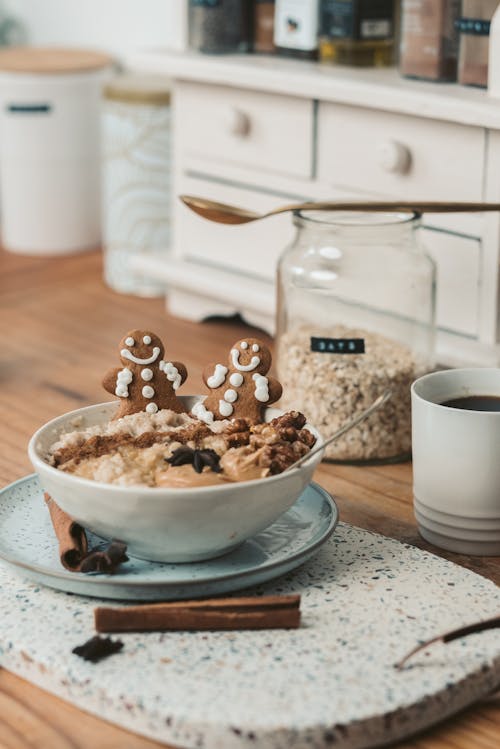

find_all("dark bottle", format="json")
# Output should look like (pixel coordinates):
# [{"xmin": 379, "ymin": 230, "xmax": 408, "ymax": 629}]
[
  {"xmin": 188, "ymin": 0, "xmax": 250, "ymax": 54},
  {"xmin": 319, "ymin": 0, "xmax": 395, "ymax": 67}
]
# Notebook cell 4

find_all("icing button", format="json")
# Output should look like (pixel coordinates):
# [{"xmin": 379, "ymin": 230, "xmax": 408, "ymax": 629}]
[
  {"xmin": 146, "ymin": 402, "xmax": 158, "ymax": 414},
  {"xmin": 141, "ymin": 368, "xmax": 153, "ymax": 381}
]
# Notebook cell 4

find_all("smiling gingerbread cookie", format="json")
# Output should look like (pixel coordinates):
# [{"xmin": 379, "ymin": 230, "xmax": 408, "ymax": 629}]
[
  {"xmin": 102, "ymin": 329, "xmax": 187, "ymax": 419},
  {"xmin": 192, "ymin": 337, "xmax": 282, "ymax": 424}
]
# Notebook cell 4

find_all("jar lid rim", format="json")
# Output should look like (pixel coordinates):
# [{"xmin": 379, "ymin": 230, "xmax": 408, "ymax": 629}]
[{"xmin": 293, "ymin": 209, "xmax": 421, "ymax": 226}]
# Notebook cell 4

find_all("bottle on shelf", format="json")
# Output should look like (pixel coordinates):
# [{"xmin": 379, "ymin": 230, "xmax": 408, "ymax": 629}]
[
  {"xmin": 274, "ymin": 0, "xmax": 320, "ymax": 59},
  {"xmin": 399, "ymin": 0, "xmax": 460, "ymax": 81},
  {"xmin": 188, "ymin": 0, "xmax": 250, "ymax": 54},
  {"xmin": 254, "ymin": 0, "xmax": 276, "ymax": 53},
  {"xmin": 457, "ymin": 0, "xmax": 498, "ymax": 88},
  {"xmin": 319, "ymin": 0, "xmax": 395, "ymax": 67}
]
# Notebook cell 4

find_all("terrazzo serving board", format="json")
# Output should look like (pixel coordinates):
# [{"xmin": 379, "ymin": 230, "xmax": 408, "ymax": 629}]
[{"xmin": 0, "ymin": 521, "xmax": 499, "ymax": 749}]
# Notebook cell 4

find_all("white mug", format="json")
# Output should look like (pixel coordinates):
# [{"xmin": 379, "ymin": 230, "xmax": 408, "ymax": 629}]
[{"xmin": 411, "ymin": 368, "xmax": 500, "ymax": 556}]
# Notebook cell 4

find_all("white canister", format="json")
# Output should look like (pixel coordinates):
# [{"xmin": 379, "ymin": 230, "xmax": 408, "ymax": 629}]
[
  {"xmin": 102, "ymin": 74, "xmax": 171, "ymax": 297},
  {"xmin": 0, "ymin": 47, "xmax": 112, "ymax": 255}
]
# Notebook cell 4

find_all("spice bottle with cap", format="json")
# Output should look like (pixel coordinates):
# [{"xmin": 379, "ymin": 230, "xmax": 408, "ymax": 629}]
[
  {"xmin": 188, "ymin": 0, "xmax": 250, "ymax": 53},
  {"xmin": 276, "ymin": 210, "xmax": 436, "ymax": 463}
]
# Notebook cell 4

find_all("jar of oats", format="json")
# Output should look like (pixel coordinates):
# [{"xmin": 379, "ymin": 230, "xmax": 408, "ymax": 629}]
[{"xmin": 276, "ymin": 210, "xmax": 436, "ymax": 462}]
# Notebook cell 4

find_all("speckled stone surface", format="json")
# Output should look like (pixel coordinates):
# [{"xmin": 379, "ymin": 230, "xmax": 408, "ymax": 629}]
[{"xmin": 0, "ymin": 484, "xmax": 499, "ymax": 748}]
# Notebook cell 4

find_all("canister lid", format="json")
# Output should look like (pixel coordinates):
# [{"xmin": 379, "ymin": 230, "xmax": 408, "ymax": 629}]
[
  {"xmin": 0, "ymin": 46, "xmax": 112, "ymax": 73},
  {"xmin": 103, "ymin": 74, "xmax": 171, "ymax": 105}
]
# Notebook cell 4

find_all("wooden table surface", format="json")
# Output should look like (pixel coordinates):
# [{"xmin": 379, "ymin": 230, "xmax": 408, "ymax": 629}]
[{"xmin": 0, "ymin": 248, "xmax": 498, "ymax": 749}]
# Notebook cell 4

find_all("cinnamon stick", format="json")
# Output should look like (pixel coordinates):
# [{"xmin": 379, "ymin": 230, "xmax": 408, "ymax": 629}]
[
  {"xmin": 395, "ymin": 614, "xmax": 500, "ymax": 670},
  {"xmin": 44, "ymin": 493, "xmax": 128, "ymax": 574},
  {"xmin": 44, "ymin": 492, "xmax": 88, "ymax": 570},
  {"xmin": 95, "ymin": 595, "xmax": 301, "ymax": 632}
]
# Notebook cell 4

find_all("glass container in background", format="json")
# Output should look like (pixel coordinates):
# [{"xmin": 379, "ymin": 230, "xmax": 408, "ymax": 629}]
[
  {"xmin": 102, "ymin": 74, "xmax": 171, "ymax": 296},
  {"xmin": 274, "ymin": 0, "xmax": 320, "ymax": 59},
  {"xmin": 254, "ymin": 0, "xmax": 276, "ymax": 53},
  {"xmin": 319, "ymin": 0, "xmax": 395, "ymax": 67},
  {"xmin": 400, "ymin": 0, "xmax": 460, "ymax": 81},
  {"xmin": 188, "ymin": 0, "xmax": 249, "ymax": 53},
  {"xmin": 276, "ymin": 211, "xmax": 436, "ymax": 463},
  {"xmin": 457, "ymin": 0, "xmax": 498, "ymax": 88}
]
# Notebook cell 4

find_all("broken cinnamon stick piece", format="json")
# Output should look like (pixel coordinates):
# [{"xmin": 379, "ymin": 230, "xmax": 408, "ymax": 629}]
[
  {"xmin": 95, "ymin": 595, "xmax": 301, "ymax": 632},
  {"xmin": 44, "ymin": 491, "xmax": 88, "ymax": 570}
]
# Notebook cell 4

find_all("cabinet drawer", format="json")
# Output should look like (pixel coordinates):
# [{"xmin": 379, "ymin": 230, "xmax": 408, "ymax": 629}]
[
  {"xmin": 176, "ymin": 175, "xmax": 294, "ymax": 279},
  {"xmin": 176, "ymin": 81, "xmax": 313, "ymax": 179},
  {"xmin": 423, "ymin": 229, "xmax": 480, "ymax": 337},
  {"xmin": 317, "ymin": 103, "xmax": 484, "ymax": 201}
]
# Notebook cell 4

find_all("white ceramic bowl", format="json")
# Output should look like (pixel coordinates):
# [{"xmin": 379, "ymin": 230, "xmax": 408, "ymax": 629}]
[{"xmin": 28, "ymin": 396, "xmax": 324, "ymax": 563}]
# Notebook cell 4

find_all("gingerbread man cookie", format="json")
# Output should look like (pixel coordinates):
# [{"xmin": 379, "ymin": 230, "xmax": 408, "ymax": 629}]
[
  {"xmin": 102, "ymin": 330, "xmax": 187, "ymax": 419},
  {"xmin": 192, "ymin": 337, "xmax": 282, "ymax": 424}
]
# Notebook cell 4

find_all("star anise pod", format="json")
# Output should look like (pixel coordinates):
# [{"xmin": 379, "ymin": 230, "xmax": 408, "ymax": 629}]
[
  {"xmin": 72, "ymin": 635, "xmax": 123, "ymax": 663},
  {"xmin": 166, "ymin": 446, "xmax": 221, "ymax": 474}
]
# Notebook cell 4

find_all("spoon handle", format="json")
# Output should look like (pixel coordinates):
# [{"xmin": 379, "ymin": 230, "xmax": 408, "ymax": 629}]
[
  {"xmin": 272, "ymin": 201, "xmax": 500, "ymax": 216},
  {"xmin": 285, "ymin": 389, "xmax": 392, "ymax": 472}
]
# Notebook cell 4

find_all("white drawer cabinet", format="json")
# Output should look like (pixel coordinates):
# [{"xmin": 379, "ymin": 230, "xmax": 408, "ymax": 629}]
[
  {"xmin": 177, "ymin": 81, "xmax": 314, "ymax": 179},
  {"xmin": 177, "ymin": 174, "xmax": 295, "ymax": 280},
  {"xmin": 317, "ymin": 103, "xmax": 485, "ymax": 202},
  {"xmin": 130, "ymin": 51, "xmax": 500, "ymax": 366}
]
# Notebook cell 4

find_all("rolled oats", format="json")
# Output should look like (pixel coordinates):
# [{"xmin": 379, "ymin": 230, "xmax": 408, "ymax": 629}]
[{"xmin": 278, "ymin": 326, "xmax": 428, "ymax": 462}]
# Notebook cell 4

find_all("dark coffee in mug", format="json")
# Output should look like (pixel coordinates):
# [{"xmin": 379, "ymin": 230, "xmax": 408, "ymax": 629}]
[{"xmin": 441, "ymin": 395, "xmax": 500, "ymax": 411}]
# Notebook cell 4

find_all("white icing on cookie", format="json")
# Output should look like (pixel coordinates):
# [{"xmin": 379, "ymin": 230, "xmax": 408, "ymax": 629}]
[
  {"xmin": 115, "ymin": 367, "xmax": 133, "ymax": 398},
  {"xmin": 253, "ymin": 374, "xmax": 270, "ymax": 403},
  {"xmin": 240, "ymin": 341, "xmax": 248, "ymax": 350},
  {"xmin": 231, "ymin": 348, "xmax": 260, "ymax": 372},
  {"xmin": 207, "ymin": 364, "xmax": 228, "ymax": 388},
  {"xmin": 224, "ymin": 388, "xmax": 238, "ymax": 403},
  {"xmin": 142, "ymin": 385, "xmax": 155, "ymax": 398},
  {"xmin": 192, "ymin": 400, "xmax": 215, "ymax": 424},
  {"xmin": 219, "ymin": 399, "xmax": 234, "ymax": 417},
  {"xmin": 163, "ymin": 361, "xmax": 182, "ymax": 390},
  {"xmin": 125, "ymin": 337, "xmax": 135, "ymax": 346},
  {"xmin": 143, "ymin": 335, "xmax": 151, "ymax": 344},
  {"xmin": 229, "ymin": 372, "xmax": 244, "ymax": 387},
  {"xmin": 141, "ymin": 368, "xmax": 153, "ymax": 381},
  {"xmin": 121, "ymin": 346, "xmax": 160, "ymax": 365},
  {"xmin": 146, "ymin": 402, "xmax": 158, "ymax": 414},
  {"xmin": 252, "ymin": 343, "xmax": 260, "ymax": 352}
]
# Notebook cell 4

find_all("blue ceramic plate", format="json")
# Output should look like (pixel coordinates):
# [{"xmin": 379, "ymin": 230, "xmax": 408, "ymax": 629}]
[{"xmin": 0, "ymin": 474, "xmax": 338, "ymax": 601}]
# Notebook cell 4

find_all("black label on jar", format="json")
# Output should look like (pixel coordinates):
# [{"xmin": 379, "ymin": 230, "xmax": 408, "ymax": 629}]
[
  {"xmin": 320, "ymin": 0, "xmax": 393, "ymax": 41},
  {"xmin": 191, "ymin": 0, "xmax": 222, "ymax": 7},
  {"xmin": 455, "ymin": 18, "xmax": 491, "ymax": 36},
  {"xmin": 310, "ymin": 337, "xmax": 365, "ymax": 354}
]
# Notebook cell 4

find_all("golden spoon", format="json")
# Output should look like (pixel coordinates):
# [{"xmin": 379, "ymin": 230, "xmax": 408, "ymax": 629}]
[
  {"xmin": 180, "ymin": 195, "xmax": 500, "ymax": 226},
  {"xmin": 284, "ymin": 389, "xmax": 392, "ymax": 472}
]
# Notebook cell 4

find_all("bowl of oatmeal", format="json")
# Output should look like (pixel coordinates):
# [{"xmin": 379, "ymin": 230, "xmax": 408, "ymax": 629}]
[{"xmin": 28, "ymin": 396, "xmax": 323, "ymax": 562}]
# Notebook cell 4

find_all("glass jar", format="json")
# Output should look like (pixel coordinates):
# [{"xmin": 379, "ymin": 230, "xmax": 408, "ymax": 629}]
[
  {"xmin": 276, "ymin": 211, "xmax": 436, "ymax": 463},
  {"xmin": 188, "ymin": 0, "xmax": 249, "ymax": 54},
  {"xmin": 319, "ymin": 0, "xmax": 395, "ymax": 67}
]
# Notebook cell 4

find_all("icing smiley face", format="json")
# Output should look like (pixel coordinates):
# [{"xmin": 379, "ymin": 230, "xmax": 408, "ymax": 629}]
[
  {"xmin": 230, "ymin": 338, "xmax": 270, "ymax": 374},
  {"xmin": 119, "ymin": 330, "xmax": 164, "ymax": 367},
  {"xmin": 194, "ymin": 337, "xmax": 282, "ymax": 424},
  {"xmin": 103, "ymin": 329, "xmax": 188, "ymax": 419}
]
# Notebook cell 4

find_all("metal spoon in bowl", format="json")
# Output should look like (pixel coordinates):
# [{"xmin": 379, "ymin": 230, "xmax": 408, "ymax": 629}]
[
  {"xmin": 180, "ymin": 195, "xmax": 500, "ymax": 226},
  {"xmin": 284, "ymin": 389, "xmax": 392, "ymax": 472}
]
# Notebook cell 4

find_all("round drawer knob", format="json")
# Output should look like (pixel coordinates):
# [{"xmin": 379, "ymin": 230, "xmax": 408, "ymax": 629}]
[
  {"xmin": 376, "ymin": 140, "xmax": 411, "ymax": 174},
  {"xmin": 226, "ymin": 108, "xmax": 251, "ymax": 137}
]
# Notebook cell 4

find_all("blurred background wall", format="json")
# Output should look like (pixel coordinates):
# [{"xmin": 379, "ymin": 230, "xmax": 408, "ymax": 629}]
[{"xmin": 3, "ymin": 0, "xmax": 185, "ymax": 56}]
